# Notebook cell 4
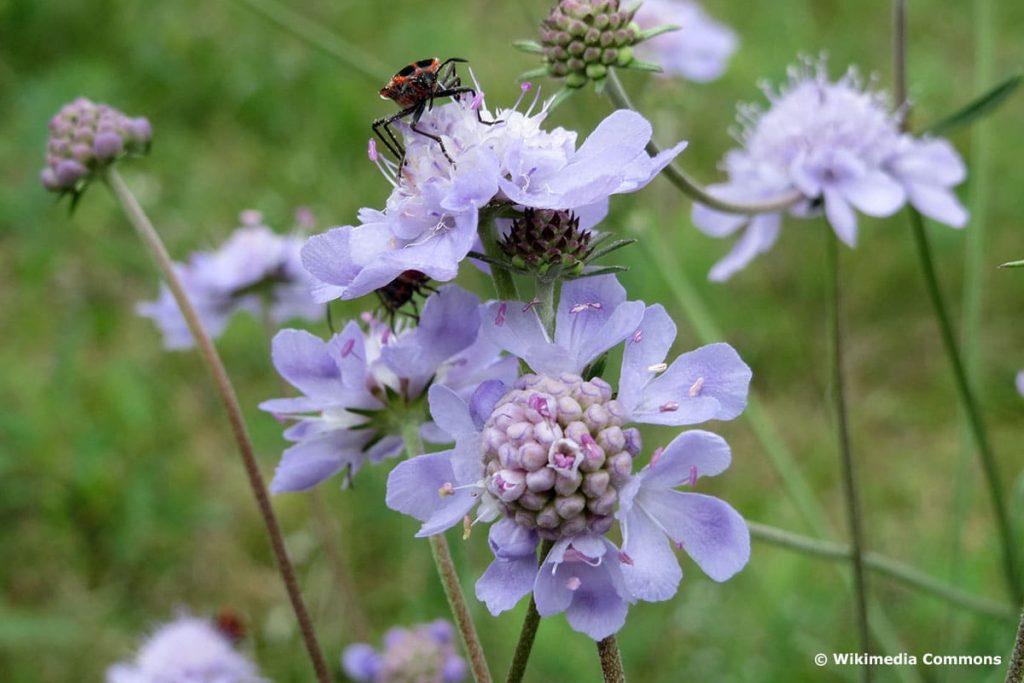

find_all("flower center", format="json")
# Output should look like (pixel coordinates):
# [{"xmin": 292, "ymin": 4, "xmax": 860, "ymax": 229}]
[{"xmin": 480, "ymin": 373, "xmax": 638, "ymax": 540}]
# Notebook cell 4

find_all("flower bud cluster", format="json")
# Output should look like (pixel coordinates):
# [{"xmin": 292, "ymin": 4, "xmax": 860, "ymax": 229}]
[
  {"xmin": 500, "ymin": 209, "xmax": 592, "ymax": 279},
  {"xmin": 540, "ymin": 0, "xmax": 641, "ymax": 86},
  {"xmin": 41, "ymin": 97, "xmax": 152, "ymax": 193},
  {"xmin": 481, "ymin": 373, "xmax": 641, "ymax": 540}
]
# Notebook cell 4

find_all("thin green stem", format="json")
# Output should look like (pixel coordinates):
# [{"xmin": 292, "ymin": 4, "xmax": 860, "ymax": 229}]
[
  {"xmin": 908, "ymin": 209, "xmax": 1021, "ymax": 604},
  {"xmin": 748, "ymin": 522, "xmax": 1014, "ymax": 622},
  {"xmin": 950, "ymin": 0, "xmax": 994, "ymax": 669},
  {"xmin": 234, "ymin": 0, "xmax": 389, "ymax": 82},
  {"xmin": 400, "ymin": 426, "xmax": 492, "ymax": 683},
  {"xmin": 1008, "ymin": 608, "xmax": 1024, "ymax": 683},
  {"xmin": 505, "ymin": 539, "xmax": 555, "ymax": 683},
  {"xmin": 480, "ymin": 216, "xmax": 520, "ymax": 302},
  {"xmin": 602, "ymin": 71, "xmax": 801, "ymax": 215},
  {"xmin": 596, "ymin": 635, "xmax": 625, "ymax": 683},
  {"xmin": 825, "ymin": 229, "xmax": 871, "ymax": 673},
  {"xmin": 103, "ymin": 168, "xmax": 330, "ymax": 683},
  {"xmin": 535, "ymin": 278, "xmax": 557, "ymax": 337}
]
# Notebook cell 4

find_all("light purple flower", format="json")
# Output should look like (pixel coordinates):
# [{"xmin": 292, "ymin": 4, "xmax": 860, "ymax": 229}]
[
  {"xmin": 1016, "ymin": 371, "xmax": 1024, "ymax": 397},
  {"xmin": 617, "ymin": 429, "xmax": 749, "ymax": 601},
  {"xmin": 262, "ymin": 285, "xmax": 517, "ymax": 493},
  {"xmin": 635, "ymin": 0, "xmax": 738, "ymax": 82},
  {"xmin": 301, "ymin": 84, "xmax": 686, "ymax": 302},
  {"xmin": 387, "ymin": 276, "xmax": 751, "ymax": 639},
  {"xmin": 342, "ymin": 620, "xmax": 466, "ymax": 683},
  {"xmin": 105, "ymin": 614, "xmax": 264, "ymax": 683},
  {"xmin": 138, "ymin": 211, "xmax": 322, "ymax": 349},
  {"xmin": 693, "ymin": 57, "xmax": 969, "ymax": 281}
]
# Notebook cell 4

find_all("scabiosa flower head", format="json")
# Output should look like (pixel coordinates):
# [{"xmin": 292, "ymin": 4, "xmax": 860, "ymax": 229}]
[
  {"xmin": 517, "ymin": 0, "xmax": 672, "ymax": 89},
  {"xmin": 261, "ymin": 285, "xmax": 517, "ymax": 492},
  {"xmin": 386, "ymin": 276, "xmax": 751, "ymax": 639},
  {"xmin": 41, "ymin": 97, "xmax": 151, "ymax": 196},
  {"xmin": 634, "ymin": 0, "xmax": 738, "ymax": 82},
  {"xmin": 342, "ymin": 620, "xmax": 466, "ymax": 683},
  {"xmin": 105, "ymin": 614, "xmax": 264, "ymax": 683},
  {"xmin": 692, "ymin": 57, "xmax": 969, "ymax": 281},
  {"xmin": 137, "ymin": 211, "xmax": 322, "ymax": 350},
  {"xmin": 499, "ymin": 209, "xmax": 594, "ymax": 279},
  {"xmin": 301, "ymin": 83, "xmax": 686, "ymax": 302}
]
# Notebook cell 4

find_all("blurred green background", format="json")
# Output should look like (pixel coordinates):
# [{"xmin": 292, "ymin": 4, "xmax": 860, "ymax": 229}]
[{"xmin": 2, "ymin": 0, "xmax": 1023, "ymax": 680}]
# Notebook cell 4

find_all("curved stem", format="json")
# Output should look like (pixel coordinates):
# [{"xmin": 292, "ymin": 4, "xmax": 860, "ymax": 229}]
[
  {"xmin": 400, "ymin": 426, "xmax": 492, "ymax": 683},
  {"xmin": 602, "ymin": 71, "xmax": 801, "ymax": 215},
  {"xmin": 748, "ymin": 522, "xmax": 1015, "ymax": 622},
  {"xmin": 104, "ymin": 168, "xmax": 330, "ymax": 683},
  {"xmin": 825, "ymin": 230, "xmax": 871, "ymax": 673},
  {"xmin": 908, "ymin": 209, "xmax": 1021, "ymax": 603},
  {"xmin": 504, "ymin": 539, "xmax": 554, "ymax": 683},
  {"xmin": 597, "ymin": 635, "xmax": 625, "ymax": 683}
]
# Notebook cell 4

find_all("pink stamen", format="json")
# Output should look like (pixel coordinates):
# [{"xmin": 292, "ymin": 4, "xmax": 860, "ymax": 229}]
[
  {"xmin": 580, "ymin": 433, "xmax": 599, "ymax": 457},
  {"xmin": 381, "ymin": 328, "xmax": 392, "ymax": 345},
  {"xmin": 340, "ymin": 338, "xmax": 355, "ymax": 358},
  {"xmin": 659, "ymin": 402, "xmax": 679, "ymax": 413},
  {"xmin": 521, "ymin": 82, "xmax": 533, "ymax": 92},
  {"xmin": 688, "ymin": 465, "xmax": 698, "ymax": 487},
  {"xmin": 470, "ymin": 91, "xmax": 485, "ymax": 111},
  {"xmin": 569, "ymin": 302, "xmax": 603, "ymax": 315},
  {"xmin": 271, "ymin": 413, "xmax": 287, "ymax": 425},
  {"xmin": 565, "ymin": 576, "xmax": 582, "ymax": 591},
  {"xmin": 688, "ymin": 377, "xmax": 705, "ymax": 397},
  {"xmin": 528, "ymin": 394, "xmax": 551, "ymax": 418},
  {"xmin": 651, "ymin": 446, "xmax": 665, "ymax": 467},
  {"xmin": 647, "ymin": 362, "xmax": 668, "ymax": 373},
  {"xmin": 675, "ymin": 540, "xmax": 685, "ymax": 550},
  {"xmin": 618, "ymin": 551, "xmax": 634, "ymax": 566},
  {"xmin": 367, "ymin": 138, "xmax": 378, "ymax": 161},
  {"xmin": 521, "ymin": 299, "xmax": 541, "ymax": 312},
  {"xmin": 632, "ymin": 328, "xmax": 643, "ymax": 344},
  {"xmin": 495, "ymin": 303, "xmax": 508, "ymax": 326}
]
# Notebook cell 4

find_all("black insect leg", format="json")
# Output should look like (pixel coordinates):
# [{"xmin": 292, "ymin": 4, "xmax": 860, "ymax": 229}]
[
  {"xmin": 372, "ymin": 104, "xmax": 419, "ymax": 163},
  {"xmin": 431, "ymin": 87, "xmax": 504, "ymax": 127}
]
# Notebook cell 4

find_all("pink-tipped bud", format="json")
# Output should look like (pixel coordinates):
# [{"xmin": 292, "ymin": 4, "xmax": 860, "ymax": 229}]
[{"xmin": 93, "ymin": 131, "xmax": 124, "ymax": 160}]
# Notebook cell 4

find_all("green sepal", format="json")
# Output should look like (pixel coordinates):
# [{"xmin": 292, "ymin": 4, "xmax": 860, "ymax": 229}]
[
  {"xmin": 639, "ymin": 24, "xmax": 679, "ymax": 41},
  {"xmin": 513, "ymin": 40, "xmax": 545, "ymax": 54},
  {"xmin": 624, "ymin": 59, "xmax": 664, "ymax": 73},
  {"xmin": 999, "ymin": 259, "xmax": 1024, "ymax": 269}
]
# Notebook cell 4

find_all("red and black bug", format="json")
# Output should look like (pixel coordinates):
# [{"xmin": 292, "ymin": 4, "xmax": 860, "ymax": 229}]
[
  {"xmin": 376, "ymin": 269, "xmax": 433, "ymax": 324},
  {"xmin": 216, "ymin": 608, "xmax": 246, "ymax": 644},
  {"xmin": 373, "ymin": 57, "xmax": 495, "ymax": 165}
]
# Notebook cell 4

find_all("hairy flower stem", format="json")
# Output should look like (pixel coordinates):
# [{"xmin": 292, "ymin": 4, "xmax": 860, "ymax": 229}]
[
  {"xmin": 535, "ymin": 278, "xmax": 557, "ymax": 337},
  {"xmin": 400, "ymin": 426, "xmax": 493, "ymax": 683},
  {"xmin": 597, "ymin": 635, "xmax": 626, "ymax": 683},
  {"xmin": 602, "ymin": 70, "xmax": 800, "ymax": 215},
  {"xmin": 103, "ymin": 168, "xmax": 330, "ymax": 683},
  {"xmin": 907, "ymin": 210, "xmax": 1021, "ymax": 604},
  {"xmin": 505, "ymin": 539, "xmax": 555, "ymax": 683},
  {"xmin": 1009, "ymin": 610, "xmax": 1024, "ymax": 683},
  {"xmin": 481, "ymin": 215, "xmax": 521, "ymax": 301},
  {"xmin": 748, "ymin": 522, "xmax": 1015, "ymax": 621},
  {"xmin": 825, "ymin": 230, "xmax": 871, "ymax": 676}
]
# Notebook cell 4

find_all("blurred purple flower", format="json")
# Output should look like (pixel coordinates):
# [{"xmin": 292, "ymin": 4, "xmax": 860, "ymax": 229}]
[
  {"xmin": 692, "ymin": 57, "xmax": 969, "ymax": 281},
  {"xmin": 301, "ymin": 85, "xmax": 686, "ymax": 302},
  {"xmin": 342, "ymin": 620, "xmax": 466, "ymax": 683},
  {"xmin": 635, "ymin": 0, "xmax": 738, "ymax": 82},
  {"xmin": 386, "ymin": 276, "xmax": 750, "ymax": 639},
  {"xmin": 137, "ymin": 211, "xmax": 322, "ymax": 349},
  {"xmin": 261, "ymin": 285, "xmax": 517, "ymax": 492},
  {"xmin": 105, "ymin": 613, "xmax": 264, "ymax": 683},
  {"xmin": 1016, "ymin": 371, "xmax": 1024, "ymax": 397}
]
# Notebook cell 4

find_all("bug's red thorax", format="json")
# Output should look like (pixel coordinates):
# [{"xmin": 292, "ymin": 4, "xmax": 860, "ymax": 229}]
[{"xmin": 379, "ymin": 58, "xmax": 441, "ymax": 108}]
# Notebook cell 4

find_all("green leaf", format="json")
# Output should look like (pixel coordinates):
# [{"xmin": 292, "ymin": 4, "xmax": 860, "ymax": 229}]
[
  {"xmin": 924, "ymin": 73, "xmax": 1022, "ymax": 135},
  {"xmin": 999, "ymin": 259, "xmax": 1024, "ymax": 269}
]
